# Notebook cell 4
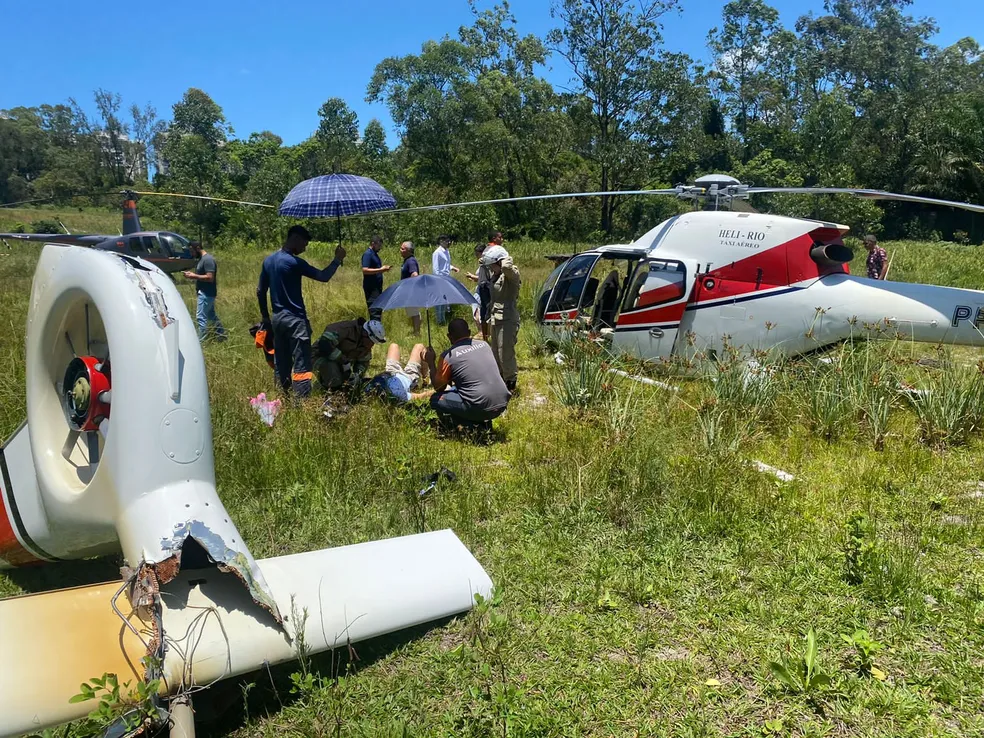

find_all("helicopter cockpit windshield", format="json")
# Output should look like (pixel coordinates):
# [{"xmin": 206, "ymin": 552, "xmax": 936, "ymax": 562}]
[{"xmin": 536, "ymin": 247, "xmax": 648, "ymax": 333}]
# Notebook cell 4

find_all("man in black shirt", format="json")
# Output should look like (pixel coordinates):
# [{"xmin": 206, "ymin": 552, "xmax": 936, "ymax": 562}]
[
  {"xmin": 361, "ymin": 235, "xmax": 391, "ymax": 320},
  {"xmin": 400, "ymin": 241, "xmax": 422, "ymax": 336},
  {"xmin": 183, "ymin": 241, "xmax": 226, "ymax": 342}
]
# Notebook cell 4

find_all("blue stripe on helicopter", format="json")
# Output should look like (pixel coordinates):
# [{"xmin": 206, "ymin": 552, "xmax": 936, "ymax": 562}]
[{"xmin": 685, "ymin": 285, "xmax": 805, "ymax": 311}]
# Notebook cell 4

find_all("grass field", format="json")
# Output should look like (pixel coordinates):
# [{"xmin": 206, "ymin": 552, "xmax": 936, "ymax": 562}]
[{"xmin": 2, "ymin": 233, "xmax": 984, "ymax": 738}]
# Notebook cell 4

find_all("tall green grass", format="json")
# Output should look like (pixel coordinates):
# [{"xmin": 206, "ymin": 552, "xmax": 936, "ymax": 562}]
[{"xmin": 2, "ymin": 236, "xmax": 984, "ymax": 736}]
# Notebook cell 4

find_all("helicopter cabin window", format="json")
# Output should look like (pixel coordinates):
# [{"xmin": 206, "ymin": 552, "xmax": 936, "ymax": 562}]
[
  {"xmin": 128, "ymin": 237, "xmax": 145, "ymax": 252},
  {"xmin": 546, "ymin": 254, "xmax": 600, "ymax": 314},
  {"xmin": 159, "ymin": 233, "xmax": 190, "ymax": 257},
  {"xmin": 624, "ymin": 260, "xmax": 687, "ymax": 310},
  {"xmin": 142, "ymin": 236, "xmax": 160, "ymax": 254}
]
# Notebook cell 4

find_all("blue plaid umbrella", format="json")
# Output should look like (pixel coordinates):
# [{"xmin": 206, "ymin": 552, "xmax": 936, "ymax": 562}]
[
  {"xmin": 372, "ymin": 274, "xmax": 478, "ymax": 344},
  {"xmin": 278, "ymin": 174, "xmax": 396, "ymax": 218},
  {"xmin": 279, "ymin": 173, "xmax": 396, "ymax": 246}
]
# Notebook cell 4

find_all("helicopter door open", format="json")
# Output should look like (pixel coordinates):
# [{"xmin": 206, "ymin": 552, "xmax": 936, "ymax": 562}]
[
  {"xmin": 611, "ymin": 258, "xmax": 697, "ymax": 360},
  {"xmin": 539, "ymin": 253, "xmax": 601, "ymax": 328}
]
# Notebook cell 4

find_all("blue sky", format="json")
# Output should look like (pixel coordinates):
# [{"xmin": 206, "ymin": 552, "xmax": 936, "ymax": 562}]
[{"xmin": 2, "ymin": 0, "xmax": 979, "ymax": 147}]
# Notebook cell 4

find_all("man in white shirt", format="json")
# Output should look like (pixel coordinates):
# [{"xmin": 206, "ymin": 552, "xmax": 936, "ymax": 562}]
[{"xmin": 431, "ymin": 234, "xmax": 459, "ymax": 325}]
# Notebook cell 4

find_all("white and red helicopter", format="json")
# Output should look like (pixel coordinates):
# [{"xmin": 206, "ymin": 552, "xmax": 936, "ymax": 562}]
[
  {"xmin": 387, "ymin": 174, "xmax": 984, "ymax": 363},
  {"xmin": 535, "ymin": 177, "xmax": 984, "ymax": 363}
]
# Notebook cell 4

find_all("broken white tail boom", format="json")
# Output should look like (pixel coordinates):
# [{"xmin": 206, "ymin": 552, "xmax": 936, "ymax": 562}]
[{"xmin": 0, "ymin": 529, "xmax": 492, "ymax": 736}]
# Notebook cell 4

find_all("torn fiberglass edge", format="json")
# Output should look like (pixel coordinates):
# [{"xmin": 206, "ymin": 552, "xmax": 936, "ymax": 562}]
[
  {"xmin": 157, "ymin": 520, "xmax": 283, "ymax": 624},
  {"xmin": 121, "ymin": 257, "xmax": 174, "ymax": 329}
]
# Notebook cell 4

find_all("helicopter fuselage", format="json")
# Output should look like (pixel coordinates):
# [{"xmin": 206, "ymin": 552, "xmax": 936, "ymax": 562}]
[{"xmin": 535, "ymin": 210, "xmax": 984, "ymax": 362}]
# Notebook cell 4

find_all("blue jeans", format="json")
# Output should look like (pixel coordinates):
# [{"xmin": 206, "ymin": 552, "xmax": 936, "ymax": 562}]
[
  {"xmin": 196, "ymin": 293, "xmax": 226, "ymax": 341},
  {"xmin": 435, "ymin": 303, "xmax": 448, "ymax": 325}
]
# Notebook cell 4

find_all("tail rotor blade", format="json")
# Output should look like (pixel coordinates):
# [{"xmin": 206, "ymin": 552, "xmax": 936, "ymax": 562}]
[
  {"xmin": 86, "ymin": 432, "xmax": 100, "ymax": 465},
  {"xmin": 62, "ymin": 430, "xmax": 80, "ymax": 461}
]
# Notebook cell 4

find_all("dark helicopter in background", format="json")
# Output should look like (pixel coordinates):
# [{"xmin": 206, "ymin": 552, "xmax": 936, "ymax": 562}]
[{"xmin": 0, "ymin": 190, "xmax": 199, "ymax": 274}]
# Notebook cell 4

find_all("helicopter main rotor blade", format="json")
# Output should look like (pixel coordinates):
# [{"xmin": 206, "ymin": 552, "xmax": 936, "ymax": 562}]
[
  {"xmin": 361, "ymin": 189, "xmax": 683, "ymax": 217},
  {"xmin": 743, "ymin": 187, "xmax": 984, "ymax": 214},
  {"xmin": 132, "ymin": 191, "xmax": 277, "ymax": 209}
]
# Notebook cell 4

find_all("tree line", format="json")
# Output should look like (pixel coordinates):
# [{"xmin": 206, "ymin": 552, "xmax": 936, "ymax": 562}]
[{"xmin": 2, "ymin": 0, "xmax": 983, "ymax": 244}]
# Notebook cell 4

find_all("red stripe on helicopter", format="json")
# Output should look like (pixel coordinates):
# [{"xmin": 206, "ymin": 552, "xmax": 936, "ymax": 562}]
[
  {"xmin": 542, "ymin": 309, "xmax": 579, "ymax": 322},
  {"xmin": 617, "ymin": 303, "xmax": 687, "ymax": 327},
  {"xmin": 0, "ymin": 500, "xmax": 40, "ymax": 566},
  {"xmin": 636, "ymin": 282, "xmax": 686, "ymax": 308}
]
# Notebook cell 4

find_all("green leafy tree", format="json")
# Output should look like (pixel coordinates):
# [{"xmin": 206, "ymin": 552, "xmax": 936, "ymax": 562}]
[
  {"xmin": 157, "ymin": 88, "xmax": 232, "ymax": 238},
  {"xmin": 548, "ymin": 0, "xmax": 684, "ymax": 234},
  {"xmin": 316, "ymin": 97, "xmax": 360, "ymax": 173},
  {"xmin": 707, "ymin": 0, "xmax": 782, "ymax": 156}
]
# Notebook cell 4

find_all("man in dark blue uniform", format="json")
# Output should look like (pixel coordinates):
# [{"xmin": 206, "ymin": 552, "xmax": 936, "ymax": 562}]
[
  {"xmin": 361, "ymin": 235, "xmax": 391, "ymax": 320},
  {"xmin": 257, "ymin": 225, "xmax": 346, "ymax": 397},
  {"xmin": 400, "ymin": 240, "xmax": 422, "ymax": 336}
]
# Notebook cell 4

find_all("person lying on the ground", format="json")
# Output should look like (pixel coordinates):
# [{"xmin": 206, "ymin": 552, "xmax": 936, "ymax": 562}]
[
  {"xmin": 313, "ymin": 318, "xmax": 386, "ymax": 391},
  {"xmin": 363, "ymin": 343, "xmax": 435, "ymax": 404},
  {"xmin": 423, "ymin": 318, "xmax": 511, "ymax": 426}
]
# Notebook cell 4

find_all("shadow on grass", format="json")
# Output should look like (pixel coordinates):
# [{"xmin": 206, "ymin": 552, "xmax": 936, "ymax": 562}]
[
  {"xmin": 3, "ymin": 555, "xmax": 122, "ymax": 594},
  {"xmin": 194, "ymin": 616, "xmax": 457, "ymax": 736}
]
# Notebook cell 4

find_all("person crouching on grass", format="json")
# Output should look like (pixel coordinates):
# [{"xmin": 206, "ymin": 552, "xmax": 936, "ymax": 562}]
[
  {"xmin": 313, "ymin": 318, "xmax": 386, "ymax": 391},
  {"xmin": 424, "ymin": 318, "xmax": 511, "ymax": 430}
]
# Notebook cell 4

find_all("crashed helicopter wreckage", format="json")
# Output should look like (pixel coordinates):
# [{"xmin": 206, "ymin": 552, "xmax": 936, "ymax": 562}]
[{"xmin": 0, "ymin": 245, "xmax": 492, "ymax": 736}]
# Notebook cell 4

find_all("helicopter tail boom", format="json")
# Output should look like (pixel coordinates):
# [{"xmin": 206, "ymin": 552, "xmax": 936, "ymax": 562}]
[{"xmin": 811, "ymin": 274, "xmax": 984, "ymax": 348}]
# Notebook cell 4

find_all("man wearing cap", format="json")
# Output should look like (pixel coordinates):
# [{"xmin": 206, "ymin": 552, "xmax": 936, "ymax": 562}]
[
  {"xmin": 424, "ymin": 318, "xmax": 511, "ymax": 428},
  {"xmin": 400, "ymin": 241, "xmax": 422, "ymax": 336},
  {"xmin": 431, "ymin": 235, "xmax": 459, "ymax": 325},
  {"xmin": 480, "ymin": 244, "xmax": 521, "ymax": 391},
  {"xmin": 363, "ymin": 343, "xmax": 435, "ymax": 404},
  {"xmin": 312, "ymin": 317, "xmax": 386, "ymax": 391},
  {"xmin": 257, "ymin": 225, "xmax": 346, "ymax": 397},
  {"xmin": 362, "ymin": 235, "xmax": 391, "ymax": 320}
]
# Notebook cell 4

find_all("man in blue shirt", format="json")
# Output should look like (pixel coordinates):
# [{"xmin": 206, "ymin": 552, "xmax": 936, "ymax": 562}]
[
  {"xmin": 361, "ymin": 235, "xmax": 390, "ymax": 320},
  {"xmin": 431, "ymin": 234, "xmax": 459, "ymax": 325},
  {"xmin": 257, "ymin": 225, "xmax": 346, "ymax": 397},
  {"xmin": 399, "ymin": 240, "xmax": 422, "ymax": 336}
]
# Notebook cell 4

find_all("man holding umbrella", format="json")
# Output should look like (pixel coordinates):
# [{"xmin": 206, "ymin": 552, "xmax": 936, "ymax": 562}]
[
  {"xmin": 257, "ymin": 225, "xmax": 346, "ymax": 397},
  {"xmin": 424, "ymin": 318, "xmax": 511, "ymax": 430}
]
